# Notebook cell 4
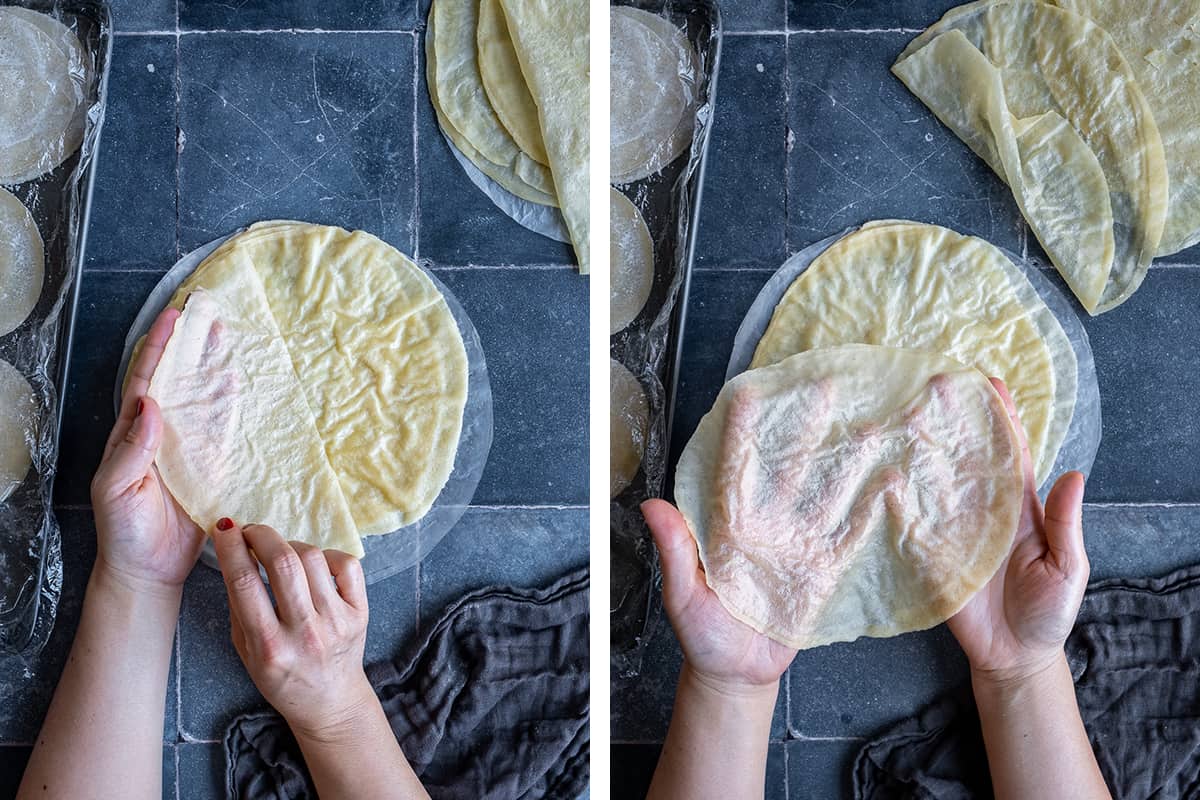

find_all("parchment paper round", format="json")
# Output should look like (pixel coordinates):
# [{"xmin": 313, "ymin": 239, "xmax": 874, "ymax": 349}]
[
  {"xmin": 116, "ymin": 232, "xmax": 495, "ymax": 584},
  {"xmin": 726, "ymin": 228, "xmax": 1101, "ymax": 493},
  {"xmin": 439, "ymin": 126, "xmax": 570, "ymax": 244}
]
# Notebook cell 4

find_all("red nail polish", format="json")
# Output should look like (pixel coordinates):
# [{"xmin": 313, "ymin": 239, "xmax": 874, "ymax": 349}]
[
  {"xmin": 216, "ymin": 517, "xmax": 234, "ymax": 531},
  {"xmin": 136, "ymin": 399, "xmax": 145, "ymax": 416}
]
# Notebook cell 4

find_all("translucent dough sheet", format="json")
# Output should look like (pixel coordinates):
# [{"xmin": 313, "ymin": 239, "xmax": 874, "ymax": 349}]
[
  {"xmin": 0, "ymin": 1, "xmax": 110, "ymax": 662},
  {"xmin": 727, "ymin": 227, "xmax": 1102, "ymax": 495},
  {"xmin": 610, "ymin": 0, "xmax": 721, "ymax": 681},
  {"xmin": 116, "ymin": 232, "xmax": 495, "ymax": 586}
]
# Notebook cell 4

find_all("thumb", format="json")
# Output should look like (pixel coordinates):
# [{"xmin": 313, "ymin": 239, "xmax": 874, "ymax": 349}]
[
  {"xmin": 642, "ymin": 499, "xmax": 704, "ymax": 616},
  {"xmin": 99, "ymin": 396, "xmax": 164, "ymax": 495},
  {"xmin": 1041, "ymin": 471, "xmax": 1087, "ymax": 579}
]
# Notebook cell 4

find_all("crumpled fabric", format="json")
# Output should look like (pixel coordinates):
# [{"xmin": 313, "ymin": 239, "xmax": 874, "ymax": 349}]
[
  {"xmin": 853, "ymin": 564, "xmax": 1200, "ymax": 799},
  {"xmin": 224, "ymin": 568, "xmax": 590, "ymax": 800}
]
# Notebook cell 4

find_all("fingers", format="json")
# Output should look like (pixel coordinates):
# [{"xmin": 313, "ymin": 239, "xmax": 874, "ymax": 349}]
[
  {"xmin": 240, "ymin": 524, "xmax": 316, "ymax": 626},
  {"xmin": 642, "ymin": 499, "xmax": 704, "ymax": 617},
  {"xmin": 1042, "ymin": 471, "xmax": 1088, "ymax": 579},
  {"xmin": 91, "ymin": 397, "xmax": 163, "ymax": 501},
  {"xmin": 213, "ymin": 519, "xmax": 280, "ymax": 642},
  {"xmin": 324, "ymin": 549, "xmax": 368, "ymax": 612},
  {"xmin": 988, "ymin": 378, "xmax": 1037, "ymax": 497},
  {"xmin": 105, "ymin": 307, "xmax": 180, "ymax": 462},
  {"xmin": 290, "ymin": 541, "xmax": 341, "ymax": 615}
]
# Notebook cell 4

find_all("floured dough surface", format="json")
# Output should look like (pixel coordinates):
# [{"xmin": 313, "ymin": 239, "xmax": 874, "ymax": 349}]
[
  {"xmin": 151, "ymin": 291, "xmax": 362, "ymax": 556},
  {"xmin": 1051, "ymin": 0, "xmax": 1200, "ymax": 256},
  {"xmin": 611, "ymin": 360, "xmax": 648, "ymax": 499},
  {"xmin": 0, "ymin": 8, "xmax": 86, "ymax": 184},
  {"xmin": 752, "ymin": 221, "xmax": 1075, "ymax": 486},
  {"xmin": 500, "ymin": 0, "xmax": 590, "ymax": 272},
  {"xmin": 676, "ymin": 344, "xmax": 1023, "ymax": 650},
  {"xmin": 427, "ymin": 4, "xmax": 556, "ymax": 204},
  {"xmin": 477, "ymin": 0, "xmax": 548, "ymax": 166},
  {"xmin": 0, "ymin": 188, "xmax": 44, "ymax": 336},
  {"xmin": 170, "ymin": 222, "xmax": 469, "ymax": 538},
  {"xmin": 0, "ymin": 359, "xmax": 34, "ymax": 503},
  {"xmin": 895, "ymin": 0, "xmax": 1167, "ymax": 314},
  {"xmin": 610, "ymin": 7, "xmax": 696, "ymax": 183},
  {"xmin": 610, "ymin": 188, "xmax": 654, "ymax": 335}
]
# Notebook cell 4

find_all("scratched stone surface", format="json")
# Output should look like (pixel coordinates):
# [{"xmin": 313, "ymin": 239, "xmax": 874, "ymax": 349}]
[
  {"xmin": 613, "ymin": 1, "xmax": 1200, "ymax": 798},
  {"xmin": 0, "ymin": 5, "xmax": 588, "ymax": 797}
]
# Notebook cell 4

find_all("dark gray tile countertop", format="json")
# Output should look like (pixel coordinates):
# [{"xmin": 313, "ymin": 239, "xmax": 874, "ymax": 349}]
[
  {"xmin": 0, "ymin": 1, "xmax": 587, "ymax": 797},
  {"xmin": 613, "ymin": 1, "xmax": 1200, "ymax": 798}
]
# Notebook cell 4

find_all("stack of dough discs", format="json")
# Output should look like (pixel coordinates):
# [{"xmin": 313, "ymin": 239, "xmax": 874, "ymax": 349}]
[
  {"xmin": 0, "ymin": 188, "xmax": 44, "ymax": 336},
  {"xmin": 675, "ymin": 344, "xmax": 1023, "ymax": 650},
  {"xmin": 0, "ymin": 8, "xmax": 87, "ymax": 184},
  {"xmin": 0, "ymin": 359, "xmax": 35, "ymax": 503},
  {"xmin": 610, "ymin": 360, "xmax": 649, "ymax": 499},
  {"xmin": 610, "ymin": 7, "xmax": 697, "ymax": 184},
  {"xmin": 752, "ymin": 221, "xmax": 1076, "ymax": 487},
  {"xmin": 609, "ymin": 188, "xmax": 654, "ymax": 335},
  {"xmin": 148, "ymin": 222, "xmax": 470, "ymax": 555}
]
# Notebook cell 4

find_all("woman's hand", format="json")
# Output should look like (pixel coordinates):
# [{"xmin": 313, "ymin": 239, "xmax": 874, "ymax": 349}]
[
  {"xmin": 90, "ymin": 307, "xmax": 205, "ymax": 595},
  {"xmin": 642, "ymin": 499, "xmax": 797, "ymax": 695},
  {"xmin": 212, "ymin": 520, "xmax": 375, "ymax": 742},
  {"xmin": 948, "ymin": 379, "xmax": 1090, "ymax": 685}
]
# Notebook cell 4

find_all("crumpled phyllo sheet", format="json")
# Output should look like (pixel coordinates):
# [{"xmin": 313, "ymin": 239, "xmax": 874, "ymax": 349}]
[
  {"xmin": 675, "ymin": 345, "xmax": 1023, "ymax": 650},
  {"xmin": 149, "ymin": 287, "xmax": 364, "ymax": 557},
  {"xmin": 1051, "ymin": 0, "xmax": 1200, "ymax": 256},
  {"xmin": 893, "ymin": 0, "xmax": 1168, "ymax": 314}
]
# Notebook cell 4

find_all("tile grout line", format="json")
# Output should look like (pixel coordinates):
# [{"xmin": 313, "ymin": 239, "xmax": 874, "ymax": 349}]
[
  {"xmin": 117, "ymin": 28, "xmax": 423, "ymax": 36},
  {"xmin": 782, "ymin": 21, "xmax": 792, "ymax": 259},
  {"xmin": 412, "ymin": 30, "xmax": 422, "ymax": 261},
  {"xmin": 173, "ymin": 0, "xmax": 183, "ymax": 263}
]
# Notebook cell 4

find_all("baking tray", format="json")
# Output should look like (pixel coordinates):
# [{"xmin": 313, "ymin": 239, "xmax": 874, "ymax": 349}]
[
  {"xmin": 610, "ymin": 0, "xmax": 721, "ymax": 680},
  {"xmin": 0, "ymin": 0, "xmax": 111, "ymax": 660}
]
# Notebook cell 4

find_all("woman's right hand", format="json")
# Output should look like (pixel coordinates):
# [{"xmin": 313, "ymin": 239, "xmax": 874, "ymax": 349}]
[
  {"xmin": 642, "ymin": 499, "xmax": 797, "ymax": 695},
  {"xmin": 212, "ymin": 520, "xmax": 376, "ymax": 742}
]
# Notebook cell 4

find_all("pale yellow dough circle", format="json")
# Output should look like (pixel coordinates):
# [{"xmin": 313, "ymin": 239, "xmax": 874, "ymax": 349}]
[
  {"xmin": 0, "ymin": 188, "xmax": 44, "ymax": 336},
  {"xmin": 167, "ymin": 222, "xmax": 469, "ymax": 542},
  {"xmin": 0, "ymin": 359, "xmax": 35, "ymax": 503},
  {"xmin": 610, "ymin": 7, "xmax": 696, "ymax": 183},
  {"xmin": 675, "ymin": 344, "xmax": 1023, "ymax": 650},
  {"xmin": 477, "ymin": 0, "xmax": 548, "ymax": 166},
  {"xmin": 752, "ymin": 221, "xmax": 1076, "ymax": 486},
  {"xmin": 0, "ymin": 8, "xmax": 86, "ymax": 184},
  {"xmin": 609, "ymin": 188, "xmax": 654, "ymax": 335},
  {"xmin": 610, "ymin": 360, "xmax": 648, "ymax": 499}
]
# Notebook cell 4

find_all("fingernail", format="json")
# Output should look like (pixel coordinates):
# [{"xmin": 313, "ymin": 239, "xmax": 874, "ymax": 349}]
[
  {"xmin": 216, "ymin": 517, "xmax": 234, "ymax": 531},
  {"xmin": 136, "ymin": 398, "xmax": 145, "ymax": 417}
]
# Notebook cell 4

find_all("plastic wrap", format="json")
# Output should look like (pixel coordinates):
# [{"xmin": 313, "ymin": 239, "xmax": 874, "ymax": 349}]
[
  {"xmin": 727, "ymin": 227, "xmax": 1103, "ymax": 496},
  {"xmin": 116, "ymin": 232, "xmax": 494, "ymax": 585},
  {"xmin": 0, "ymin": 1, "xmax": 110, "ymax": 662},
  {"xmin": 610, "ymin": 0, "xmax": 721, "ymax": 680}
]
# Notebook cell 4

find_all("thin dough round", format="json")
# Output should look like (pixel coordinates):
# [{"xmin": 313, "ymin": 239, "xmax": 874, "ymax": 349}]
[
  {"xmin": 752, "ymin": 221, "xmax": 1076, "ymax": 486},
  {"xmin": 676, "ymin": 344, "xmax": 1023, "ymax": 650},
  {"xmin": 170, "ymin": 222, "xmax": 470, "ymax": 538},
  {"xmin": 427, "ymin": 0, "xmax": 556, "ymax": 202},
  {"xmin": 477, "ymin": 0, "xmax": 548, "ymax": 166},
  {"xmin": 610, "ymin": 7, "xmax": 696, "ymax": 183},
  {"xmin": 0, "ymin": 8, "xmax": 86, "ymax": 184},
  {"xmin": 0, "ymin": 359, "xmax": 35, "ymax": 503},
  {"xmin": 610, "ymin": 188, "xmax": 654, "ymax": 335},
  {"xmin": 611, "ymin": 360, "xmax": 648, "ymax": 499},
  {"xmin": 0, "ymin": 188, "xmax": 44, "ymax": 336}
]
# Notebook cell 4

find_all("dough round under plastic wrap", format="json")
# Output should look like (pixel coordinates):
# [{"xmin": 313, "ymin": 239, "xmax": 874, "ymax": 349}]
[
  {"xmin": 0, "ymin": 8, "xmax": 87, "ymax": 184},
  {"xmin": 609, "ymin": 188, "xmax": 654, "ymax": 335},
  {"xmin": 752, "ymin": 221, "xmax": 1075, "ymax": 487},
  {"xmin": 675, "ymin": 344, "xmax": 1024, "ymax": 650},
  {"xmin": 0, "ymin": 359, "xmax": 35, "ymax": 503},
  {"xmin": 610, "ymin": 7, "xmax": 696, "ymax": 183},
  {"xmin": 610, "ymin": 360, "xmax": 648, "ymax": 499},
  {"xmin": 0, "ymin": 188, "xmax": 44, "ymax": 336}
]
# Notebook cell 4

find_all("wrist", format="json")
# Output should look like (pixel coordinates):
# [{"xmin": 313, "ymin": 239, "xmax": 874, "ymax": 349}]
[
  {"xmin": 679, "ymin": 661, "xmax": 780, "ymax": 706},
  {"xmin": 970, "ymin": 649, "xmax": 1068, "ymax": 698},
  {"xmin": 90, "ymin": 558, "xmax": 183, "ymax": 610},
  {"xmin": 288, "ymin": 675, "xmax": 382, "ymax": 746}
]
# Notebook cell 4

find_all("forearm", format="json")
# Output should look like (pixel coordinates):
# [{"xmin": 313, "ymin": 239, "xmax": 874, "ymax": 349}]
[
  {"xmin": 647, "ymin": 661, "xmax": 779, "ymax": 800},
  {"xmin": 973, "ymin": 652, "xmax": 1111, "ymax": 800},
  {"xmin": 293, "ymin": 686, "xmax": 429, "ymax": 800},
  {"xmin": 18, "ymin": 565, "xmax": 179, "ymax": 800}
]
